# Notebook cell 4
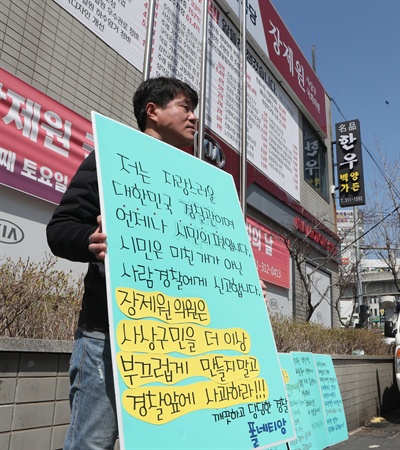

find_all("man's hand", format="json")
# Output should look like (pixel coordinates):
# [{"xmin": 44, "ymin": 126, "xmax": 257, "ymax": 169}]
[
  {"xmin": 88, "ymin": 215, "xmax": 107, "ymax": 260},
  {"xmin": 260, "ymin": 279, "xmax": 267, "ymax": 304}
]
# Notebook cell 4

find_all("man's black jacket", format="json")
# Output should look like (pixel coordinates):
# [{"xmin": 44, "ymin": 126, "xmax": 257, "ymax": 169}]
[{"xmin": 47, "ymin": 151, "xmax": 109, "ymax": 330}]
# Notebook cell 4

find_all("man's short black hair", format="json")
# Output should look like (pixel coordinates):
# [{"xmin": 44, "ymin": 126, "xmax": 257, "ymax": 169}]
[{"xmin": 133, "ymin": 77, "xmax": 198, "ymax": 131}]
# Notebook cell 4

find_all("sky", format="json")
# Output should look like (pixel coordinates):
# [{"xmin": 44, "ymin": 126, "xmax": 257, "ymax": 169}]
[{"xmin": 271, "ymin": 0, "xmax": 400, "ymax": 204}]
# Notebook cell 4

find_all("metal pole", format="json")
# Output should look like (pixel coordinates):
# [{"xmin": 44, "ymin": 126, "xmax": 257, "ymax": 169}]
[
  {"xmin": 240, "ymin": 0, "xmax": 248, "ymax": 216},
  {"xmin": 142, "ymin": 0, "xmax": 156, "ymax": 81},
  {"xmin": 354, "ymin": 205, "xmax": 364, "ymax": 325},
  {"xmin": 311, "ymin": 45, "xmax": 316, "ymax": 73},
  {"xmin": 196, "ymin": 0, "xmax": 209, "ymax": 160}
]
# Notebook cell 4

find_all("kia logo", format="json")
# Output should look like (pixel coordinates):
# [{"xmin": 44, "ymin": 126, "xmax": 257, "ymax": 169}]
[
  {"xmin": 0, "ymin": 219, "xmax": 24, "ymax": 244},
  {"xmin": 195, "ymin": 132, "xmax": 226, "ymax": 168},
  {"xmin": 269, "ymin": 298, "xmax": 279, "ymax": 310}
]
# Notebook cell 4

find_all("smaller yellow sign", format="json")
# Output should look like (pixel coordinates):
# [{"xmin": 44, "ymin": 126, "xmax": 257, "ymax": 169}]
[
  {"xmin": 116, "ymin": 319, "xmax": 250, "ymax": 354},
  {"xmin": 122, "ymin": 378, "xmax": 269, "ymax": 424},
  {"xmin": 117, "ymin": 352, "xmax": 260, "ymax": 387},
  {"xmin": 116, "ymin": 287, "xmax": 210, "ymax": 324}
]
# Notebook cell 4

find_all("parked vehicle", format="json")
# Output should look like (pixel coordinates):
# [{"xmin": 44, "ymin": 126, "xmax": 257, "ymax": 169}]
[
  {"xmin": 395, "ymin": 319, "xmax": 400, "ymax": 392},
  {"xmin": 385, "ymin": 312, "xmax": 400, "ymax": 392}
]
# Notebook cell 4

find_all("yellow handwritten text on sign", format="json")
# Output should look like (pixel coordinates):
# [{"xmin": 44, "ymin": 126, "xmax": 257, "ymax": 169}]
[
  {"xmin": 122, "ymin": 378, "xmax": 269, "ymax": 424},
  {"xmin": 282, "ymin": 369, "xmax": 290, "ymax": 384},
  {"xmin": 116, "ymin": 288, "xmax": 210, "ymax": 325},
  {"xmin": 117, "ymin": 320, "xmax": 250, "ymax": 354},
  {"xmin": 117, "ymin": 352, "xmax": 260, "ymax": 387}
]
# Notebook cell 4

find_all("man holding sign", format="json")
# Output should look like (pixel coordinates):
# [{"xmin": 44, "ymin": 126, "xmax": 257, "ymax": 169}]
[{"xmin": 47, "ymin": 78, "xmax": 198, "ymax": 450}]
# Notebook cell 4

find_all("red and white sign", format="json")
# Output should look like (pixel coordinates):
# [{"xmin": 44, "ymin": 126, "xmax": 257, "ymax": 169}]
[
  {"xmin": 0, "ymin": 68, "xmax": 93, "ymax": 204},
  {"xmin": 246, "ymin": 216, "xmax": 290, "ymax": 288},
  {"xmin": 219, "ymin": 0, "xmax": 327, "ymax": 136}
]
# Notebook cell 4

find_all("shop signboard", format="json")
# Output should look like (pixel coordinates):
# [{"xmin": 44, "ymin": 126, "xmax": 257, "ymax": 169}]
[{"xmin": 335, "ymin": 119, "xmax": 365, "ymax": 207}]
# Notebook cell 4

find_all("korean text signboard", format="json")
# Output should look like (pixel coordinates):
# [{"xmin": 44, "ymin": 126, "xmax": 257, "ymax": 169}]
[
  {"xmin": 56, "ymin": 0, "xmax": 326, "ymax": 137},
  {"xmin": 246, "ymin": 216, "xmax": 290, "ymax": 289},
  {"xmin": 335, "ymin": 119, "xmax": 365, "ymax": 207},
  {"xmin": 92, "ymin": 112, "xmax": 295, "ymax": 449},
  {"xmin": 219, "ymin": 0, "xmax": 327, "ymax": 136},
  {"xmin": 148, "ymin": 0, "xmax": 301, "ymax": 200},
  {"xmin": 303, "ymin": 120, "xmax": 326, "ymax": 196},
  {"xmin": 53, "ymin": 0, "xmax": 148, "ymax": 72},
  {"xmin": 55, "ymin": 0, "xmax": 327, "ymax": 202},
  {"xmin": 0, "ymin": 68, "xmax": 93, "ymax": 205},
  {"xmin": 151, "ymin": 1, "xmax": 301, "ymax": 201}
]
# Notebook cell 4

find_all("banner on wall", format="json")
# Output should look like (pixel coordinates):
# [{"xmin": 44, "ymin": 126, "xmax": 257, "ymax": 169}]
[
  {"xmin": 0, "ymin": 68, "xmax": 93, "ymax": 205},
  {"xmin": 151, "ymin": 0, "xmax": 301, "ymax": 201},
  {"xmin": 219, "ymin": 0, "xmax": 326, "ymax": 136},
  {"xmin": 246, "ymin": 216, "xmax": 290, "ymax": 289},
  {"xmin": 55, "ymin": 0, "xmax": 325, "ymax": 136},
  {"xmin": 54, "ymin": 0, "xmax": 334, "ymax": 202},
  {"xmin": 53, "ymin": 0, "xmax": 148, "ymax": 71},
  {"xmin": 92, "ymin": 112, "xmax": 295, "ymax": 449}
]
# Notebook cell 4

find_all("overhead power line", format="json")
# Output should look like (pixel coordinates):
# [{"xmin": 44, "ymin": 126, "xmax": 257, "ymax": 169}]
[{"xmin": 340, "ymin": 204, "xmax": 400, "ymax": 255}]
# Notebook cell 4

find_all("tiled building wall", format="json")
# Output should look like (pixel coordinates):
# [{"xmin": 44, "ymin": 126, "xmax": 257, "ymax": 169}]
[
  {"xmin": 0, "ymin": 341, "xmax": 72, "ymax": 450},
  {"xmin": 333, "ymin": 356, "xmax": 400, "ymax": 431},
  {"xmin": 1, "ymin": 0, "xmax": 141, "ymax": 130},
  {"xmin": 1, "ymin": 341, "xmax": 399, "ymax": 450}
]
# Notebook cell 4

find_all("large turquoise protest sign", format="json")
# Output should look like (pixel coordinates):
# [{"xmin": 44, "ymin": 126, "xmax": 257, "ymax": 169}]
[{"xmin": 92, "ymin": 112, "xmax": 295, "ymax": 449}]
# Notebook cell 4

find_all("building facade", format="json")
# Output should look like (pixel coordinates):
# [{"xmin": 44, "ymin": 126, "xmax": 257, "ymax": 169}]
[{"xmin": 1, "ymin": 0, "xmax": 340, "ymax": 326}]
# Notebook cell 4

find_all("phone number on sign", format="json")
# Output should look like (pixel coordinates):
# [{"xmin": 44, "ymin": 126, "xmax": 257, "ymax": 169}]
[{"xmin": 256, "ymin": 261, "xmax": 282, "ymax": 278}]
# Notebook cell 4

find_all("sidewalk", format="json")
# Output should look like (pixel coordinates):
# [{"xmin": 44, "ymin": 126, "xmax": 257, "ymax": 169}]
[{"xmin": 328, "ymin": 408, "xmax": 400, "ymax": 449}]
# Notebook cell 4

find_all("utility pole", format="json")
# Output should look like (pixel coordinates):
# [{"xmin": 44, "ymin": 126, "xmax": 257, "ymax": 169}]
[
  {"xmin": 354, "ymin": 206, "xmax": 366, "ymax": 326},
  {"xmin": 239, "ymin": 0, "xmax": 248, "ymax": 217},
  {"xmin": 312, "ymin": 45, "xmax": 316, "ymax": 72}
]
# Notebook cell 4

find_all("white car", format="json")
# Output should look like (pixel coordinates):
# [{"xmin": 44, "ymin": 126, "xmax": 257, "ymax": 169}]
[
  {"xmin": 386, "ymin": 315, "xmax": 400, "ymax": 392},
  {"xmin": 395, "ymin": 318, "xmax": 400, "ymax": 392}
]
